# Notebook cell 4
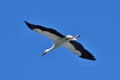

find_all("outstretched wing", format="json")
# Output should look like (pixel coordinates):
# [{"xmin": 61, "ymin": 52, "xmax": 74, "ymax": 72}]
[
  {"xmin": 63, "ymin": 41, "xmax": 96, "ymax": 60},
  {"xmin": 25, "ymin": 21, "xmax": 65, "ymax": 41}
]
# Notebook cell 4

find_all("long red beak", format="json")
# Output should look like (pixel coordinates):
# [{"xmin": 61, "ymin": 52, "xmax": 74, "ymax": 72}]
[
  {"xmin": 40, "ymin": 52, "xmax": 47, "ymax": 58},
  {"xmin": 75, "ymin": 34, "xmax": 80, "ymax": 39}
]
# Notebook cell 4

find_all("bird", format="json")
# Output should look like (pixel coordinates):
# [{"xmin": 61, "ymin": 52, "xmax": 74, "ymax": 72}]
[{"xmin": 25, "ymin": 21, "xmax": 96, "ymax": 61}]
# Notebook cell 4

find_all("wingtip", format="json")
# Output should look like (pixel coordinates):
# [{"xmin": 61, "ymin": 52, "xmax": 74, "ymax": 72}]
[
  {"xmin": 24, "ymin": 20, "xmax": 28, "ymax": 24},
  {"xmin": 89, "ymin": 54, "xmax": 96, "ymax": 61},
  {"xmin": 91, "ymin": 57, "xmax": 96, "ymax": 61},
  {"xmin": 79, "ymin": 52, "xmax": 96, "ymax": 61},
  {"xmin": 81, "ymin": 56, "xmax": 96, "ymax": 61},
  {"xmin": 24, "ymin": 20, "xmax": 30, "ymax": 26},
  {"xmin": 87, "ymin": 56, "xmax": 96, "ymax": 61},
  {"xmin": 24, "ymin": 21, "xmax": 35, "ymax": 30}
]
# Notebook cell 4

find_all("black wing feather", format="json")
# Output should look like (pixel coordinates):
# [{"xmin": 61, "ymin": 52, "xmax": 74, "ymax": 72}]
[
  {"xmin": 70, "ymin": 41, "xmax": 96, "ymax": 60},
  {"xmin": 25, "ymin": 21, "xmax": 65, "ymax": 38}
]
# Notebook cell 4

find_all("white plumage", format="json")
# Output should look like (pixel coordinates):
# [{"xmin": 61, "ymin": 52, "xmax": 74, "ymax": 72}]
[{"xmin": 25, "ymin": 21, "xmax": 96, "ymax": 61}]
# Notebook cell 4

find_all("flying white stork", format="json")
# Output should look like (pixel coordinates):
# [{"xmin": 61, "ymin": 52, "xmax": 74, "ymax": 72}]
[{"xmin": 25, "ymin": 21, "xmax": 96, "ymax": 61}]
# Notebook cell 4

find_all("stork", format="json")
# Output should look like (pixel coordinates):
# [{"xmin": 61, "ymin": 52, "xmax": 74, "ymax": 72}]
[{"xmin": 25, "ymin": 21, "xmax": 96, "ymax": 61}]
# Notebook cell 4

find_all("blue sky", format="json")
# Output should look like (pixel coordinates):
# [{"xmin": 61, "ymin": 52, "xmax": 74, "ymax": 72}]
[{"xmin": 0, "ymin": 0, "xmax": 120, "ymax": 80}]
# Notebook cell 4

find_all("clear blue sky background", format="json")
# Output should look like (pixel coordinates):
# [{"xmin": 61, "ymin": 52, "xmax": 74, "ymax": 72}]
[{"xmin": 0, "ymin": 0, "xmax": 120, "ymax": 80}]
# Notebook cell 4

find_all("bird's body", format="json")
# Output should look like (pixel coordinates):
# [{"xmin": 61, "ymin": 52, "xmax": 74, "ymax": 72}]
[{"xmin": 25, "ymin": 21, "xmax": 96, "ymax": 61}]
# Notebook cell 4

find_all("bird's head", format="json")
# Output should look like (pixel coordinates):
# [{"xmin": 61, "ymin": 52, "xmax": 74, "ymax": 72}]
[{"xmin": 65, "ymin": 34, "xmax": 80, "ymax": 41}]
